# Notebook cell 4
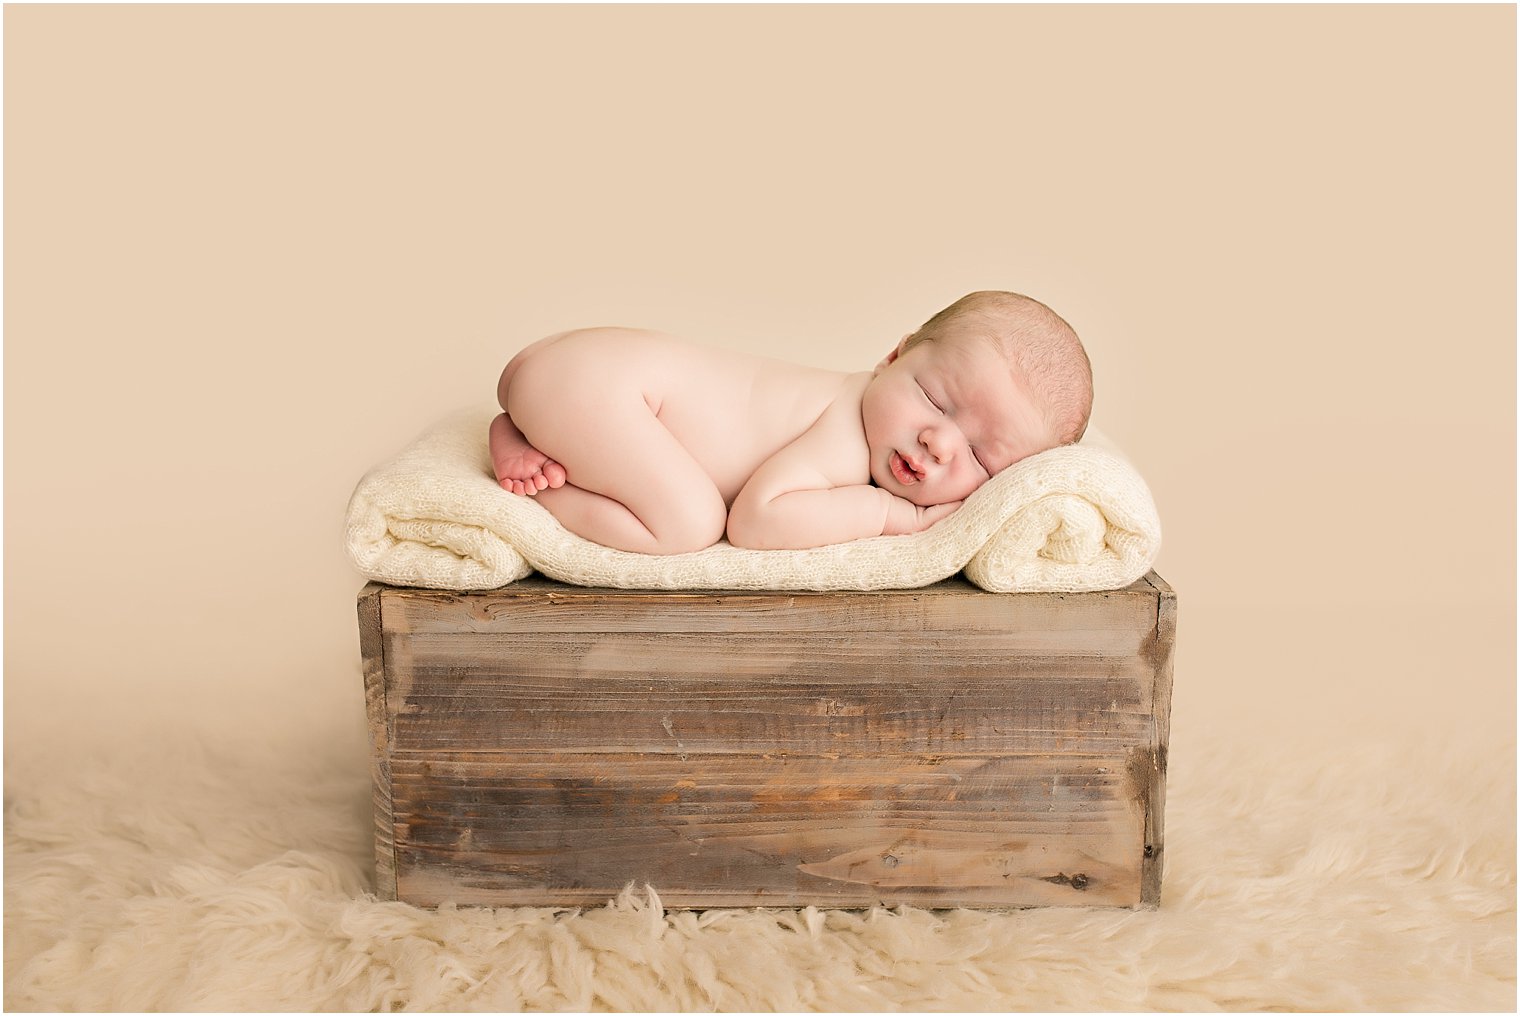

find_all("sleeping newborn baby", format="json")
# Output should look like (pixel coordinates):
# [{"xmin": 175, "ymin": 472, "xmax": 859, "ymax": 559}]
[{"xmin": 489, "ymin": 290, "xmax": 1093, "ymax": 554}]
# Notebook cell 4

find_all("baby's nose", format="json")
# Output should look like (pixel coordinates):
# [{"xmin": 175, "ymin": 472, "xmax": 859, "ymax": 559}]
[{"xmin": 920, "ymin": 426, "xmax": 954, "ymax": 462}]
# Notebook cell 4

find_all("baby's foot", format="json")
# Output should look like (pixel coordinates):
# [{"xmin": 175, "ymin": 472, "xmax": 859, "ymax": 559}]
[{"xmin": 489, "ymin": 412, "xmax": 567, "ymax": 496}]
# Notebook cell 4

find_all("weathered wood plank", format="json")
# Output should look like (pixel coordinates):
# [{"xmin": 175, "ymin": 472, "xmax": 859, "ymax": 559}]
[
  {"xmin": 389, "ymin": 626, "xmax": 1152, "ymax": 668},
  {"xmin": 357, "ymin": 583, "xmax": 397, "ymax": 900},
  {"xmin": 390, "ymin": 751, "xmax": 1146, "ymax": 910},
  {"xmin": 1141, "ymin": 573, "xmax": 1175, "ymax": 907},
  {"xmin": 382, "ymin": 575, "xmax": 1158, "ymax": 635},
  {"xmin": 384, "ymin": 636, "xmax": 1155, "ymax": 755}
]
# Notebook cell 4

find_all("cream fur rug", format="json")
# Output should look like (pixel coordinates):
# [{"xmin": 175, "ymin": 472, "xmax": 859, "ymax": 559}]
[{"xmin": 5, "ymin": 700, "xmax": 1513, "ymax": 1011}]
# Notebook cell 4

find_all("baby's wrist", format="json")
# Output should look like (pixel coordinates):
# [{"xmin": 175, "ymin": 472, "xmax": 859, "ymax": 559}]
[{"xmin": 880, "ymin": 490, "xmax": 916, "ymax": 536}]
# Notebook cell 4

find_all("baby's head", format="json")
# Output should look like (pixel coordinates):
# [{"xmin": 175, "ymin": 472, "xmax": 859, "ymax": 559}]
[{"xmin": 861, "ymin": 291, "xmax": 1093, "ymax": 506}]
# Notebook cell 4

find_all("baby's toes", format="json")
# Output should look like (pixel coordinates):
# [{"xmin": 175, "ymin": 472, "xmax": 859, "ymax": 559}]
[
  {"xmin": 543, "ymin": 460, "xmax": 567, "ymax": 489},
  {"xmin": 532, "ymin": 473, "xmax": 549, "ymax": 491}
]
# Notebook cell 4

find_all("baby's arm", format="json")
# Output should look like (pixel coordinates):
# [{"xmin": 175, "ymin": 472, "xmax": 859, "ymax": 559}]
[{"xmin": 726, "ymin": 403, "xmax": 959, "ymax": 551}]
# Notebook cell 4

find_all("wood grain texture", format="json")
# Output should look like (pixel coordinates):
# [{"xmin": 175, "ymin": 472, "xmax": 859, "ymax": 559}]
[
  {"xmin": 1140, "ymin": 571, "xmax": 1176, "ymax": 906},
  {"xmin": 360, "ymin": 572, "xmax": 1176, "ymax": 910},
  {"xmin": 390, "ymin": 751, "xmax": 1145, "ymax": 909},
  {"xmin": 382, "ymin": 575, "xmax": 1158, "ymax": 637},
  {"xmin": 385, "ymin": 633, "xmax": 1154, "ymax": 757},
  {"xmin": 357, "ymin": 583, "xmax": 396, "ymax": 900}
]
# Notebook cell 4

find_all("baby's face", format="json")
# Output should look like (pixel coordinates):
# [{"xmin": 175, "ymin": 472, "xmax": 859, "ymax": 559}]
[{"xmin": 862, "ymin": 332, "xmax": 1053, "ymax": 507}]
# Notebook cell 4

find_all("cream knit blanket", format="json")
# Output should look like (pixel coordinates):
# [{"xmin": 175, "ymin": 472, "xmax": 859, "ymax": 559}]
[{"xmin": 343, "ymin": 408, "xmax": 1161, "ymax": 592}]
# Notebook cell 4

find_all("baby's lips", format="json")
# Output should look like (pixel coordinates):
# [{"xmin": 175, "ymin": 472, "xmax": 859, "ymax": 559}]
[{"xmin": 890, "ymin": 450, "xmax": 920, "ymax": 485}]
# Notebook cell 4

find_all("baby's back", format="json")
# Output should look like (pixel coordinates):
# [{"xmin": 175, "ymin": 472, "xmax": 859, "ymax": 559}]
[{"xmin": 512, "ymin": 328, "xmax": 851, "ymax": 505}]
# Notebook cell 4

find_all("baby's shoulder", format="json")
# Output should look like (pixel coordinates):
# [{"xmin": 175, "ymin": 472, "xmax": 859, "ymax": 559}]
[
  {"xmin": 822, "ymin": 371, "xmax": 872, "ymax": 414},
  {"xmin": 807, "ymin": 372, "xmax": 871, "ymax": 448}
]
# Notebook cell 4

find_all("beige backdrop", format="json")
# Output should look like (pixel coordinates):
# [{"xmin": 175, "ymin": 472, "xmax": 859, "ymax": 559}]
[{"xmin": 5, "ymin": 7, "xmax": 1514, "ymax": 768}]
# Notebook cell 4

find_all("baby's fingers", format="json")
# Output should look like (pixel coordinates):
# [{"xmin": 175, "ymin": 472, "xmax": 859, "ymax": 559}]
[{"xmin": 925, "ymin": 500, "xmax": 964, "ymax": 526}]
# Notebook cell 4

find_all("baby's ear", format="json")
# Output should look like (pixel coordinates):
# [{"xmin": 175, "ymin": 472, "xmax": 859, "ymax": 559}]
[{"xmin": 873, "ymin": 334, "xmax": 913, "ymax": 374}]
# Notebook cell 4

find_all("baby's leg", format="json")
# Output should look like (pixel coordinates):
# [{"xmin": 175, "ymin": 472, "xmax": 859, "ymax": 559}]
[
  {"xmin": 506, "ymin": 347, "xmax": 727, "ymax": 555},
  {"xmin": 530, "ymin": 481, "xmax": 715, "ymax": 554}
]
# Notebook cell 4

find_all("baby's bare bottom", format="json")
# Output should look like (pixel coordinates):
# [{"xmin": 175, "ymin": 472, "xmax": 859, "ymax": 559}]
[{"xmin": 490, "ymin": 334, "xmax": 727, "ymax": 555}]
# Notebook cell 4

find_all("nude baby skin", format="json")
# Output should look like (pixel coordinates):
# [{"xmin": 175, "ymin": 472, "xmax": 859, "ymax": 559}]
[{"xmin": 488, "ymin": 291, "xmax": 1092, "ymax": 555}]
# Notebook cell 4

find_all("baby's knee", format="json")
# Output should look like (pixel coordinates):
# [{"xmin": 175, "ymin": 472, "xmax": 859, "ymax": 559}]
[{"xmin": 650, "ymin": 499, "xmax": 728, "ymax": 554}]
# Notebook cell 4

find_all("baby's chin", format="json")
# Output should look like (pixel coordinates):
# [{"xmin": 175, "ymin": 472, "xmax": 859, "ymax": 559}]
[
  {"xmin": 904, "ymin": 488, "xmax": 944, "ymax": 507},
  {"xmin": 895, "ymin": 479, "xmax": 951, "ymax": 508},
  {"xmin": 908, "ymin": 478, "xmax": 987, "ymax": 507}
]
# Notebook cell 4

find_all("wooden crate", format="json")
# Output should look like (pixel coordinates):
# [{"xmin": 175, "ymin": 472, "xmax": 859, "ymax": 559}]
[{"xmin": 358, "ymin": 571, "xmax": 1176, "ymax": 910}]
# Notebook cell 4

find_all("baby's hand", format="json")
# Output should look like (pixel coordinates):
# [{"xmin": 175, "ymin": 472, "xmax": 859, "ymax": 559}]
[{"xmin": 882, "ymin": 496, "xmax": 964, "ymax": 536}]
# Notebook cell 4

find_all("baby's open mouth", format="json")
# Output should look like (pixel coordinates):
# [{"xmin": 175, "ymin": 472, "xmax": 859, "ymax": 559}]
[{"xmin": 890, "ymin": 451, "xmax": 921, "ymax": 485}]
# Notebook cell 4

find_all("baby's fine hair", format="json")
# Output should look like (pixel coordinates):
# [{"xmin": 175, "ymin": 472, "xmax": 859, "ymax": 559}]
[{"xmin": 907, "ymin": 291, "xmax": 1093, "ymax": 446}]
